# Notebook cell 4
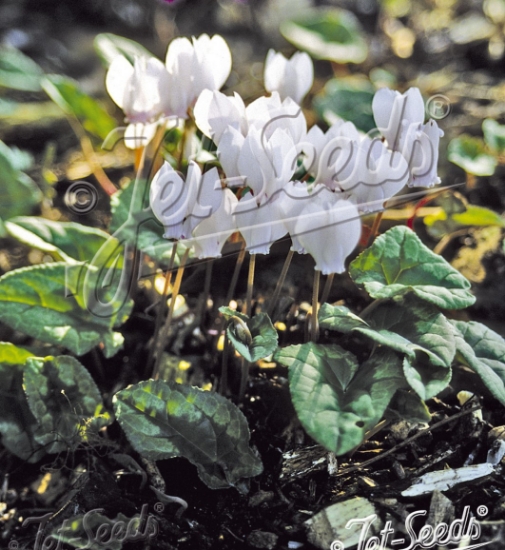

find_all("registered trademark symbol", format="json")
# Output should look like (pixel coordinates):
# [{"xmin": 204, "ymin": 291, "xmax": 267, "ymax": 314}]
[
  {"xmin": 8, "ymin": 540, "xmax": 19, "ymax": 550},
  {"xmin": 426, "ymin": 94, "xmax": 451, "ymax": 120},
  {"xmin": 477, "ymin": 505, "xmax": 488, "ymax": 517},
  {"xmin": 154, "ymin": 502, "xmax": 164, "ymax": 513}
]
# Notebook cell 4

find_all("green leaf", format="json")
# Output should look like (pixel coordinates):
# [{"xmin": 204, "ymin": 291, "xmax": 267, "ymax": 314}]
[
  {"xmin": 403, "ymin": 357, "xmax": 452, "ymax": 400},
  {"xmin": 483, "ymin": 118, "xmax": 505, "ymax": 153},
  {"xmin": 451, "ymin": 320, "xmax": 505, "ymax": 406},
  {"xmin": 447, "ymin": 135, "xmax": 497, "ymax": 176},
  {"xmin": 110, "ymin": 180, "xmax": 188, "ymax": 266},
  {"xmin": 42, "ymin": 75, "xmax": 116, "ymax": 141},
  {"xmin": 350, "ymin": 225, "xmax": 475, "ymax": 309},
  {"xmin": 6, "ymin": 216, "xmax": 124, "ymax": 266},
  {"xmin": 281, "ymin": 8, "xmax": 368, "ymax": 64},
  {"xmin": 113, "ymin": 380, "xmax": 263, "ymax": 491},
  {"xmin": 0, "ymin": 343, "xmax": 44, "ymax": 461},
  {"xmin": 319, "ymin": 297, "xmax": 456, "ymax": 368},
  {"xmin": 275, "ymin": 344, "xmax": 405, "ymax": 454},
  {"xmin": 94, "ymin": 33, "xmax": 153, "ymax": 67},
  {"xmin": 0, "ymin": 263, "xmax": 131, "ymax": 357},
  {"xmin": 313, "ymin": 78, "xmax": 375, "ymax": 133},
  {"xmin": 385, "ymin": 389, "xmax": 431, "ymax": 424},
  {"xmin": 24, "ymin": 356, "xmax": 112, "ymax": 454},
  {"xmin": 219, "ymin": 307, "xmax": 278, "ymax": 362},
  {"xmin": 0, "ymin": 140, "xmax": 42, "ymax": 220},
  {"xmin": 0, "ymin": 46, "xmax": 43, "ymax": 91}
]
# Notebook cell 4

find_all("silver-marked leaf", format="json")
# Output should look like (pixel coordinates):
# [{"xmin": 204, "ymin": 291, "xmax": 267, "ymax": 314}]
[
  {"xmin": 350, "ymin": 225, "xmax": 475, "ymax": 309},
  {"xmin": 385, "ymin": 389, "xmax": 432, "ymax": 424},
  {"xmin": 219, "ymin": 307, "xmax": 278, "ymax": 362},
  {"xmin": 113, "ymin": 380, "xmax": 263, "ymax": 491},
  {"xmin": 448, "ymin": 135, "xmax": 497, "ymax": 176},
  {"xmin": 23, "ymin": 356, "xmax": 112, "ymax": 454},
  {"xmin": 0, "ymin": 263, "xmax": 131, "ymax": 357},
  {"xmin": 0, "ymin": 343, "xmax": 44, "ymax": 461},
  {"xmin": 403, "ymin": 357, "xmax": 452, "ymax": 400},
  {"xmin": 319, "ymin": 298, "xmax": 455, "ymax": 368},
  {"xmin": 275, "ymin": 344, "xmax": 405, "ymax": 455},
  {"xmin": 6, "ymin": 216, "xmax": 123, "ymax": 267},
  {"xmin": 451, "ymin": 320, "xmax": 505, "ymax": 406}
]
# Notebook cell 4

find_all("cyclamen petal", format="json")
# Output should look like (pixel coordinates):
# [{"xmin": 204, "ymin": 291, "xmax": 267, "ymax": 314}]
[
  {"xmin": 404, "ymin": 119, "xmax": 444, "ymax": 188},
  {"xmin": 165, "ymin": 37, "xmax": 196, "ymax": 118},
  {"xmin": 293, "ymin": 195, "xmax": 361, "ymax": 275},
  {"xmin": 194, "ymin": 90, "xmax": 246, "ymax": 143},
  {"xmin": 106, "ymin": 55, "xmax": 134, "ymax": 110},
  {"xmin": 264, "ymin": 49, "xmax": 313, "ymax": 104},
  {"xmin": 189, "ymin": 189, "xmax": 238, "ymax": 259},
  {"xmin": 192, "ymin": 34, "xmax": 232, "ymax": 95}
]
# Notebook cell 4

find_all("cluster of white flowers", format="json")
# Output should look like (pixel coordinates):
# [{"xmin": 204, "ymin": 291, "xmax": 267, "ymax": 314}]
[{"xmin": 106, "ymin": 34, "xmax": 443, "ymax": 275}]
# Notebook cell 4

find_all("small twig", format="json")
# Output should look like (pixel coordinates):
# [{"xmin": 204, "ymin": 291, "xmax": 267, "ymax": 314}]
[
  {"xmin": 311, "ymin": 269, "xmax": 321, "ymax": 342},
  {"xmin": 267, "ymin": 249, "xmax": 294, "ymax": 317},
  {"xmin": 320, "ymin": 273, "xmax": 335, "ymax": 305},
  {"xmin": 336, "ymin": 405, "xmax": 482, "ymax": 477}
]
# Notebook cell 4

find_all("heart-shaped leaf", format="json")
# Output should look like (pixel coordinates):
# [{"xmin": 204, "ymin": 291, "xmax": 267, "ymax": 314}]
[
  {"xmin": 319, "ymin": 297, "xmax": 456, "ymax": 368},
  {"xmin": 219, "ymin": 307, "xmax": 278, "ymax": 362},
  {"xmin": 24, "ymin": 356, "xmax": 113, "ymax": 454},
  {"xmin": 451, "ymin": 320, "xmax": 505, "ymax": 406},
  {"xmin": 113, "ymin": 380, "xmax": 263, "ymax": 491},
  {"xmin": 447, "ymin": 135, "xmax": 497, "ymax": 176},
  {"xmin": 275, "ymin": 344, "xmax": 405, "ymax": 454},
  {"xmin": 402, "ymin": 357, "xmax": 452, "ymax": 400},
  {"xmin": 483, "ymin": 118, "xmax": 505, "ymax": 153},
  {"xmin": 350, "ymin": 225, "xmax": 475, "ymax": 309}
]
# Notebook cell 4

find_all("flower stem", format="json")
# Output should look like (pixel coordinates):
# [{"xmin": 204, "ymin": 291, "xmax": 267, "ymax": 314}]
[
  {"xmin": 152, "ymin": 248, "xmax": 190, "ymax": 379},
  {"xmin": 147, "ymin": 243, "xmax": 178, "ymax": 370},
  {"xmin": 367, "ymin": 211, "xmax": 384, "ymax": 247},
  {"xmin": 226, "ymin": 242, "xmax": 246, "ymax": 306},
  {"xmin": 267, "ymin": 249, "xmax": 294, "ymax": 318},
  {"xmin": 320, "ymin": 273, "xmax": 334, "ymax": 305},
  {"xmin": 244, "ymin": 253, "xmax": 256, "ymax": 317},
  {"xmin": 311, "ymin": 269, "xmax": 321, "ymax": 342},
  {"xmin": 198, "ymin": 259, "xmax": 214, "ymax": 321}
]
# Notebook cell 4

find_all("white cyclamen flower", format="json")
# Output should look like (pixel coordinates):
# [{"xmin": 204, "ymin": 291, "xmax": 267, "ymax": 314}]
[
  {"xmin": 186, "ymin": 188, "xmax": 238, "ymax": 259},
  {"xmin": 292, "ymin": 188, "xmax": 361, "ymax": 275},
  {"xmin": 372, "ymin": 87, "xmax": 425, "ymax": 152},
  {"xmin": 264, "ymin": 49, "xmax": 314, "ymax": 104},
  {"xmin": 165, "ymin": 34, "xmax": 232, "ymax": 119},
  {"xmin": 150, "ymin": 161, "xmax": 223, "ymax": 240}
]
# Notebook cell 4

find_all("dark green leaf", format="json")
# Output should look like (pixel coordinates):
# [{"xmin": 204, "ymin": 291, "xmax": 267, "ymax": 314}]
[
  {"xmin": 219, "ymin": 307, "xmax": 278, "ymax": 362},
  {"xmin": 0, "ymin": 140, "xmax": 41, "ymax": 220},
  {"xmin": 113, "ymin": 380, "xmax": 263, "ymax": 491},
  {"xmin": 451, "ymin": 320, "xmax": 505, "ymax": 406},
  {"xmin": 0, "ymin": 343, "xmax": 43, "ymax": 461},
  {"xmin": 0, "ymin": 262, "xmax": 131, "ymax": 357},
  {"xmin": 280, "ymin": 9, "xmax": 368, "ymax": 64},
  {"xmin": 275, "ymin": 344, "xmax": 405, "ymax": 454},
  {"xmin": 483, "ymin": 118, "xmax": 505, "ymax": 153},
  {"xmin": 319, "ymin": 298, "xmax": 456, "ymax": 368},
  {"xmin": 350, "ymin": 225, "xmax": 475, "ymax": 309},
  {"xmin": 6, "ymin": 216, "xmax": 123, "ymax": 266},
  {"xmin": 94, "ymin": 33, "xmax": 153, "ymax": 67},
  {"xmin": 402, "ymin": 357, "xmax": 452, "ymax": 400},
  {"xmin": 110, "ymin": 179, "xmax": 188, "ymax": 266},
  {"xmin": 313, "ymin": 78, "xmax": 375, "ymax": 133},
  {"xmin": 24, "ymin": 355, "xmax": 112, "ymax": 454},
  {"xmin": 0, "ymin": 46, "xmax": 43, "ymax": 91},
  {"xmin": 447, "ymin": 135, "xmax": 497, "ymax": 176},
  {"xmin": 42, "ymin": 75, "xmax": 116, "ymax": 141},
  {"xmin": 385, "ymin": 389, "xmax": 432, "ymax": 424}
]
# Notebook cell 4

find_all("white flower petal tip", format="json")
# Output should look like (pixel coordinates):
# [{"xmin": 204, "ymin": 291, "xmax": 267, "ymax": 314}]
[{"xmin": 264, "ymin": 49, "xmax": 313, "ymax": 104}]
